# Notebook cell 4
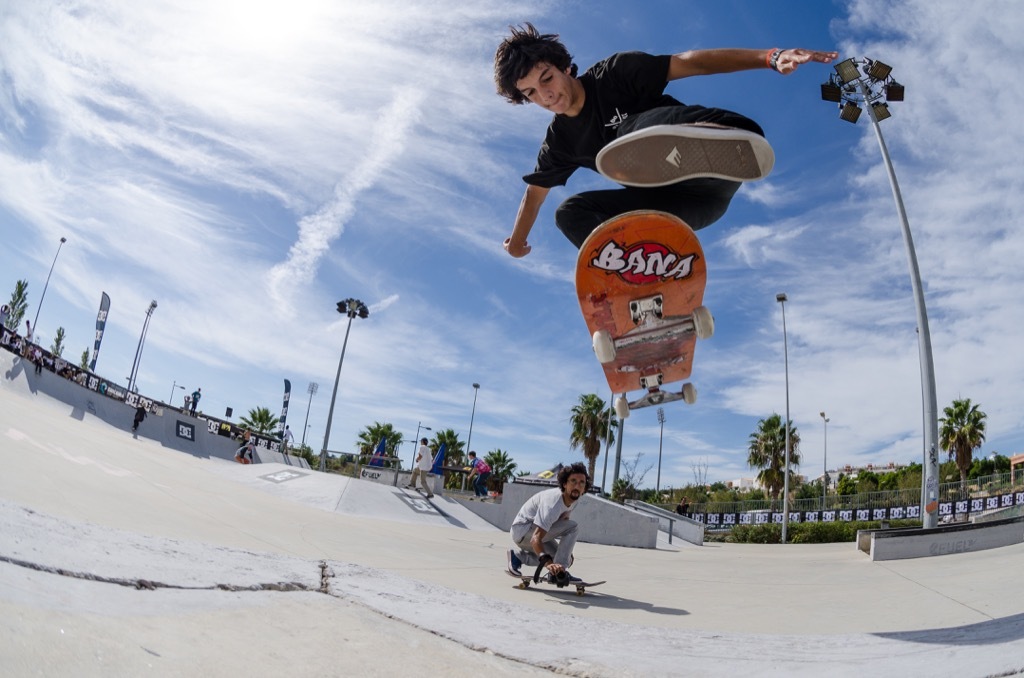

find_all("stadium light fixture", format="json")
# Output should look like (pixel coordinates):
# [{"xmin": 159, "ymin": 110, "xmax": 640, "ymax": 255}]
[{"xmin": 816, "ymin": 58, "xmax": 939, "ymax": 530}]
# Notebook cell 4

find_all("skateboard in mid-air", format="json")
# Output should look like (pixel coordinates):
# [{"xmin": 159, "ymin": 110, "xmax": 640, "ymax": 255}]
[
  {"xmin": 506, "ymin": 570, "xmax": 605, "ymax": 596},
  {"xmin": 576, "ymin": 209, "xmax": 712, "ymax": 420}
]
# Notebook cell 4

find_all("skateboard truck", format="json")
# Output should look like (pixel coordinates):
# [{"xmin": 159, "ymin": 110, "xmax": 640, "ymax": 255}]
[
  {"xmin": 629, "ymin": 294, "xmax": 664, "ymax": 325},
  {"xmin": 639, "ymin": 374, "xmax": 663, "ymax": 390},
  {"xmin": 628, "ymin": 382, "xmax": 698, "ymax": 410}
]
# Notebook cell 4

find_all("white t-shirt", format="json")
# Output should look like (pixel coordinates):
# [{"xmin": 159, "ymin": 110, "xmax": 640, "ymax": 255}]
[
  {"xmin": 512, "ymin": 487, "xmax": 576, "ymax": 532},
  {"xmin": 416, "ymin": 444, "xmax": 433, "ymax": 471}
]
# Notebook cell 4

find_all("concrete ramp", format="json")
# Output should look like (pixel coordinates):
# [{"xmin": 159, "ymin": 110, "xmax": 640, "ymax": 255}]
[
  {"xmin": 206, "ymin": 462, "xmax": 499, "ymax": 530},
  {"xmin": 0, "ymin": 351, "xmax": 308, "ymax": 468},
  {"xmin": 6, "ymin": 346, "xmax": 1024, "ymax": 678}
]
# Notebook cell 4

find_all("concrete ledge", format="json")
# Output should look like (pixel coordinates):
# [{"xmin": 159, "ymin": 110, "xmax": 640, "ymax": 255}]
[
  {"xmin": 457, "ymin": 482, "xmax": 659, "ymax": 549},
  {"xmin": 860, "ymin": 515, "xmax": 1024, "ymax": 561}
]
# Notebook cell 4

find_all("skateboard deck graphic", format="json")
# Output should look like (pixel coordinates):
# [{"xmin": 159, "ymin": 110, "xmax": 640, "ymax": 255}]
[
  {"xmin": 575, "ymin": 210, "xmax": 712, "ymax": 415},
  {"xmin": 506, "ymin": 570, "xmax": 605, "ymax": 596}
]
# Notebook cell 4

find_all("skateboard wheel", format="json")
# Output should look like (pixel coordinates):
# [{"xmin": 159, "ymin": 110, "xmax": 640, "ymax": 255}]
[
  {"xmin": 592, "ymin": 330, "xmax": 616, "ymax": 364},
  {"xmin": 692, "ymin": 306, "xmax": 714, "ymax": 340},
  {"xmin": 614, "ymin": 396, "xmax": 630, "ymax": 420},
  {"xmin": 682, "ymin": 383, "xmax": 697, "ymax": 405}
]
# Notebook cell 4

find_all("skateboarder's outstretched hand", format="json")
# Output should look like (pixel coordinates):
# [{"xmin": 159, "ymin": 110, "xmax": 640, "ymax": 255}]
[
  {"xmin": 772, "ymin": 49, "xmax": 839, "ymax": 75},
  {"xmin": 503, "ymin": 236, "xmax": 532, "ymax": 258}
]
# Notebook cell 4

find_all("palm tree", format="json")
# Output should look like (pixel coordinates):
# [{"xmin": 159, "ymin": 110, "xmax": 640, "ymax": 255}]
[
  {"xmin": 485, "ymin": 448, "xmax": 517, "ymax": 493},
  {"xmin": 747, "ymin": 414, "xmax": 801, "ymax": 501},
  {"xmin": 239, "ymin": 407, "xmax": 280, "ymax": 435},
  {"xmin": 569, "ymin": 393, "xmax": 617, "ymax": 480},
  {"xmin": 939, "ymin": 398, "xmax": 987, "ymax": 494},
  {"xmin": 355, "ymin": 421, "xmax": 404, "ymax": 458},
  {"xmin": 431, "ymin": 428, "xmax": 465, "ymax": 466},
  {"xmin": 5, "ymin": 279, "xmax": 29, "ymax": 330},
  {"xmin": 428, "ymin": 428, "xmax": 464, "ymax": 489}
]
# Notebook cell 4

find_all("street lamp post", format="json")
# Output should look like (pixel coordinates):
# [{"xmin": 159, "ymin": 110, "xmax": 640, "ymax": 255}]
[
  {"xmin": 127, "ymin": 300, "xmax": 157, "ymax": 393},
  {"xmin": 465, "ymin": 383, "xmax": 480, "ymax": 455},
  {"xmin": 656, "ymin": 407, "xmax": 665, "ymax": 497},
  {"xmin": 169, "ymin": 380, "xmax": 185, "ymax": 405},
  {"xmin": 820, "ymin": 412, "xmax": 830, "ymax": 510},
  {"xmin": 319, "ymin": 299, "xmax": 369, "ymax": 472},
  {"xmin": 821, "ymin": 58, "xmax": 938, "ymax": 528},
  {"xmin": 776, "ymin": 293, "xmax": 792, "ymax": 543},
  {"xmin": 32, "ymin": 236, "xmax": 67, "ymax": 339},
  {"xmin": 601, "ymin": 391, "xmax": 614, "ymax": 494},
  {"xmin": 301, "ymin": 382, "xmax": 319, "ymax": 447}
]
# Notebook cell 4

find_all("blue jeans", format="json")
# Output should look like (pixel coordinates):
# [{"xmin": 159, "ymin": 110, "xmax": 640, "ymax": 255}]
[
  {"xmin": 555, "ymin": 105, "xmax": 763, "ymax": 248},
  {"xmin": 474, "ymin": 472, "xmax": 491, "ymax": 497}
]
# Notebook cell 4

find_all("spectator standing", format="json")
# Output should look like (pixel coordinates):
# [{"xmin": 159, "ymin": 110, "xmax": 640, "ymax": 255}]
[
  {"xmin": 282, "ymin": 425, "xmax": 294, "ymax": 454},
  {"xmin": 189, "ymin": 387, "xmax": 201, "ymax": 416},
  {"xmin": 404, "ymin": 437, "xmax": 434, "ymax": 498}
]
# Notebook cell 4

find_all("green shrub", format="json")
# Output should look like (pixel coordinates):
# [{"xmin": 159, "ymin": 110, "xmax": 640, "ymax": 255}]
[
  {"xmin": 728, "ymin": 524, "xmax": 782, "ymax": 544},
  {"xmin": 728, "ymin": 519, "xmax": 922, "ymax": 544}
]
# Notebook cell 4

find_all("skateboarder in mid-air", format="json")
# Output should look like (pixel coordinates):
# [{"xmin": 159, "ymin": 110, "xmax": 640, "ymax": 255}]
[
  {"xmin": 494, "ymin": 24, "xmax": 837, "ymax": 257},
  {"xmin": 507, "ymin": 462, "xmax": 589, "ymax": 583}
]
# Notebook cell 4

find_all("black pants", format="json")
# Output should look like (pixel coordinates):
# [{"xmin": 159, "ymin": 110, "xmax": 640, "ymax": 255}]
[{"xmin": 555, "ymin": 105, "xmax": 764, "ymax": 248}]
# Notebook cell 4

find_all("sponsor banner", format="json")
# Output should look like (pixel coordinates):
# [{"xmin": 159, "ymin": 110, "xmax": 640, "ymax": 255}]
[
  {"xmin": 279, "ymin": 379, "xmax": 291, "ymax": 432},
  {"xmin": 205, "ymin": 418, "xmax": 280, "ymax": 452},
  {"xmin": 89, "ymin": 292, "xmax": 110, "ymax": 372},
  {"xmin": 696, "ymin": 493, "xmax": 1022, "ymax": 527}
]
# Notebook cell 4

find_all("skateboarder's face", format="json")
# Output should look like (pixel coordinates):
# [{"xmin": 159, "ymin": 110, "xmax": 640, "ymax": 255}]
[
  {"xmin": 562, "ymin": 473, "xmax": 587, "ymax": 503},
  {"xmin": 516, "ymin": 62, "xmax": 581, "ymax": 116}
]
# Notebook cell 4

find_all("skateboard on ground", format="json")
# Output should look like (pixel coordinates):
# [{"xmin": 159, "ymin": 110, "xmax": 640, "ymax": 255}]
[
  {"xmin": 576, "ymin": 210, "xmax": 712, "ymax": 420},
  {"xmin": 506, "ymin": 570, "xmax": 605, "ymax": 596}
]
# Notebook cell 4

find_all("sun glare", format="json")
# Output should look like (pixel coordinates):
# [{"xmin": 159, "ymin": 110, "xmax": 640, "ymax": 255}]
[{"xmin": 210, "ymin": 0, "xmax": 327, "ymax": 52}]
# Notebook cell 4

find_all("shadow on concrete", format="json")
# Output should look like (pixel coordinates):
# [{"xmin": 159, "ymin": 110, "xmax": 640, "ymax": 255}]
[
  {"xmin": 875, "ymin": 611, "xmax": 1024, "ymax": 646},
  {"xmin": 513, "ymin": 585, "xmax": 690, "ymax": 617}
]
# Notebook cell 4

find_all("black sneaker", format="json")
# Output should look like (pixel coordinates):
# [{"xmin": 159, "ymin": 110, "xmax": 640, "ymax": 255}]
[{"xmin": 506, "ymin": 549, "xmax": 523, "ymax": 577}]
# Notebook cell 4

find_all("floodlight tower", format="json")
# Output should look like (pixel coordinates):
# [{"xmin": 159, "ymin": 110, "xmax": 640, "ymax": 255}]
[
  {"xmin": 319, "ymin": 299, "xmax": 369, "ymax": 472},
  {"xmin": 820, "ymin": 58, "xmax": 939, "ymax": 528}
]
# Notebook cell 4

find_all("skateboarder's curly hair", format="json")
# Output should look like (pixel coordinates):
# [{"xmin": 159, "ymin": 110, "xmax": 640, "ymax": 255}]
[
  {"xmin": 557, "ymin": 462, "xmax": 590, "ymax": 492},
  {"xmin": 494, "ymin": 23, "xmax": 577, "ymax": 105}
]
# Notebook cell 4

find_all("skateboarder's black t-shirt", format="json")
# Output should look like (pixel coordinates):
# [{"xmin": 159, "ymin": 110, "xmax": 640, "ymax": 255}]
[{"xmin": 524, "ymin": 51, "xmax": 682, "ymax": 188}]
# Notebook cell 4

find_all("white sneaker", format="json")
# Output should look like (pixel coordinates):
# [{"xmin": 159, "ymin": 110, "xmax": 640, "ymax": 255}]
[{"xmin": 596, "ymin": 124, "xmax": 775, "ymax": 187}]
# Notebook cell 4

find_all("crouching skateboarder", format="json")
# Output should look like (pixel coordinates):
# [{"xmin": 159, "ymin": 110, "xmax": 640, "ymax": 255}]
[{"xmin": 507, "ymin": 462, "xmax": 589, "ymax": 586}]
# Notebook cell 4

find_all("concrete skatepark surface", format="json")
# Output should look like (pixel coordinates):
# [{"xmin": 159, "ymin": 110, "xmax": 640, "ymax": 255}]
[{"xmin": 1, "ymin": 351, "xmax": 1023, "ymax": 677}]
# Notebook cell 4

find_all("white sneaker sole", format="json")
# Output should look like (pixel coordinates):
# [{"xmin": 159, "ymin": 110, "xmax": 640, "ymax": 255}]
[{"xmin": 596, "ymin": 124, "xmax": 775, "ymax": 187}]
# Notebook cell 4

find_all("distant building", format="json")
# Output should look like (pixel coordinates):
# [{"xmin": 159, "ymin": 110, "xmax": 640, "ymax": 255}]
[{"xmin": 827, "ymin": 461, "xmax": 910, "ymax": 484}]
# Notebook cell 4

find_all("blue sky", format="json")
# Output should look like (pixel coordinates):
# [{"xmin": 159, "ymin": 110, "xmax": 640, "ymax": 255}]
[{"xmin": 2, "ymin": 0, "xmax": 1022, "ymax": 490}]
